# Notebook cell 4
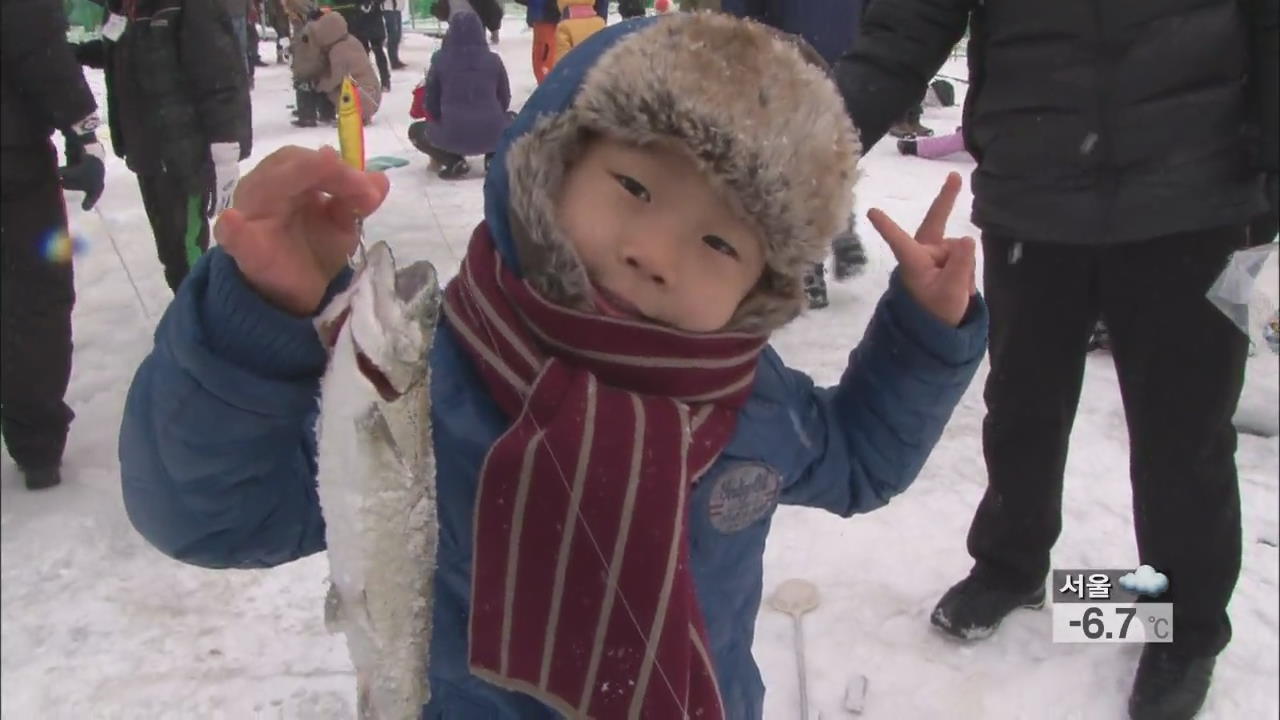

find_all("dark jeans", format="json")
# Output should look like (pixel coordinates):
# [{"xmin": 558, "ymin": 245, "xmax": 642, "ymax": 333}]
[
  {"xmin": 968, "ymin": 226, "xmax": 1249, "ymax": 658},
  {"xmin": 359, "ymin": 35, "xmax": 392, "ymax": 88},
  {"xmin": 384, "ymin": 10, "xmax": 403, "ymax": 65},
  {"xmin": 137, "ymin": 172, "xmax": 209, "ymax": 292},
  {"xmin": 1, "ymin": 177, "xmax": 76, "ymax": 468}
]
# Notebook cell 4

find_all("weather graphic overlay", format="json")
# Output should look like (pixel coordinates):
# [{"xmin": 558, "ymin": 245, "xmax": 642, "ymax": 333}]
[{"xmin": 1051, "ymin": 566, "xmax": 1173, "ymax": 644}]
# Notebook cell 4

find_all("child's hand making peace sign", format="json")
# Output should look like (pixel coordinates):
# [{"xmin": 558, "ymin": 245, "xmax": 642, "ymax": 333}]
[{"xmin": 868, "ymin": 172, "xmax": 978, "ymax": 327}]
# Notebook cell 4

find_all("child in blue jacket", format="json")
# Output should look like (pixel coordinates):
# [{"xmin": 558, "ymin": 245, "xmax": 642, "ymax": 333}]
[{"xmin": 119, "ymin": 14, "xmax": 986, "ymax": 719}]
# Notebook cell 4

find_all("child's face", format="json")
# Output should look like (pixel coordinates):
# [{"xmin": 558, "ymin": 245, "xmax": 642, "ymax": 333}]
[{"xmin": 557, "ymin": 137, "xmax": 766, "ymax": 333}]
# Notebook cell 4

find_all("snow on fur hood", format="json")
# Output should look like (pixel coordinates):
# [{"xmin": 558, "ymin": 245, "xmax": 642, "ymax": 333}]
[{"xmin": 484, "ymin": 14, "xmax": 861, "ymax": 334}]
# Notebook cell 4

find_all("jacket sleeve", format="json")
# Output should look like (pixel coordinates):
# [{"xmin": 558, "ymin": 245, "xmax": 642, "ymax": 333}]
[
  {"xmin": 778, "ymin": 270, "xmax": 988, "ymax": 516},
  {"xmin": 1245, "ymin": 0, "xmax": 1279, "ymax": 172},
  {"xmin": 179, "ymin": 0, "xmax": 253, "ymax": 158},
  {"xmin": 1, "ymin": 0, "xmax": 98, "ymax": 135},
  {"xmin": 118, "ymin": 249, "xmax": 341, "ymax": 569},
  {"xmin": 832, "ymin": 0, "xmax": 973, "ymax": 150}
]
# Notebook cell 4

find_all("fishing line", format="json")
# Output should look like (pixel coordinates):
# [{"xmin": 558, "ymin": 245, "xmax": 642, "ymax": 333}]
[{"xmin": 93, "ymin": 206, "xmax": 154, "ymax": 323}]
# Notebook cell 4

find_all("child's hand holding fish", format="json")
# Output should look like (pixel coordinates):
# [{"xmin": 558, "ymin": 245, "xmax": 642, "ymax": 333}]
[{"xmin": 213, "ymin": 145, "xmax": 389, "ymax": 316}]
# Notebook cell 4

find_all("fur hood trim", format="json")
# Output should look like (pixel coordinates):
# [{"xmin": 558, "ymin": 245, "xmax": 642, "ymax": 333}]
[{"xmin": 504, "ymin": 13, "xmax": 861, "ymax": 333}]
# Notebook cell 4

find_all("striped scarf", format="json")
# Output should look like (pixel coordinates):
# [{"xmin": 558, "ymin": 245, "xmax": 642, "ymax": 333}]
[{"xmin": 442, "ymin": 225, "xmax": 766, "ymax": 719}]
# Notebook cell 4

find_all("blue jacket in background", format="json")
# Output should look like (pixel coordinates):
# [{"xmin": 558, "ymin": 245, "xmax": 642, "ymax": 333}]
[
  {"xmin": 118, "ymin": 18, "xmax": 985, "ymax": 720},
  {"xmin": 721, "ymin": 0, "xmax": 864, "ymax": 66}
]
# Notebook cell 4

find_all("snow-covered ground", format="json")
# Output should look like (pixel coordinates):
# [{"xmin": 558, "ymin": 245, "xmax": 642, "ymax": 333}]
[{"xmin": 2, "ymin": 23, "xmax": 1277, "ymax": 720}]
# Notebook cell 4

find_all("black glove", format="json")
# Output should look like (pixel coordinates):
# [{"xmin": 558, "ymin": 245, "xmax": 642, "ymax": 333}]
[{"xmin": 59, "ymin": 132, "xmax": 106, "ymax": 211}]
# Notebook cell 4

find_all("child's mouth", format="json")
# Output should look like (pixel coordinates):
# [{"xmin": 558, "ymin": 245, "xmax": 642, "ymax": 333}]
[{"xmin": 591, "ymin": 284, "xmax": 649, "ymax": 322}]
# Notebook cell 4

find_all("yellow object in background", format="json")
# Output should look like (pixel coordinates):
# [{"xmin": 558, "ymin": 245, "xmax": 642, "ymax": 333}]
[{"xmin": 338, "ymin": 76, "xmax": 365, "ymax": 172}]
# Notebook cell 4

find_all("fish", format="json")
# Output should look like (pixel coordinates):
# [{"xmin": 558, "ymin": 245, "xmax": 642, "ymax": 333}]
[
  {"xmin": 338, "ymin": 75, "xmax": 366, "ymax": 171},
  {"xmin": 313, "ymin": 240, "xmax": 442, "ymax": 719}
]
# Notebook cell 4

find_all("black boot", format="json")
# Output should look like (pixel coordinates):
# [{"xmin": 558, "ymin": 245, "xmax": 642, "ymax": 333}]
[
  {"xmin": 930, "ymin": 573, "xmax": 1045, "ymax": 641},
  {"xmin": 22, "ymin": 464, "xmax": 62, "ymax": 490},
  {"xmin": 897, "ymin": 137, "xmax": 919, "ymax": 156},
  {"xmin": 1128, "ymin": 645, "xmax": 1216, "ymax": 720},
  {"xmin": 438, "ymin": 158, "xmax": 471, "ymax": 180},
  {"xmin": 831, "ymin": 222, "xmax": 868, "ymax": 280},
  {"xmin": 803, "ymin": 262, "xmax": 828, "ymax": 309}
]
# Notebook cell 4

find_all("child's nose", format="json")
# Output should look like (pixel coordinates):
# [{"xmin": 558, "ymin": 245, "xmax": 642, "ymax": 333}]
[{"xmin": 620, "ymin": 233, "xmax": 680, "ymax": 288}]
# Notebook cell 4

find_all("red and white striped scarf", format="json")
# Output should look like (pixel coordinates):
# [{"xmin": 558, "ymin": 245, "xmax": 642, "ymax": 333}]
[{"xmin": 442, "ymin": 224, "xmax": 766, "ymax": 719}]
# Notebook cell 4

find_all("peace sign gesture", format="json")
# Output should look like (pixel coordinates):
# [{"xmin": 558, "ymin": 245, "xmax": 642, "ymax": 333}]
[{"xmin": 867, "ymin": 172, "xmax": 978, "ymax": 327}]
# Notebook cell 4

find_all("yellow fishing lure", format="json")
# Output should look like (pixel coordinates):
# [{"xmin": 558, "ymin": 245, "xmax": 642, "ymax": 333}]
[{"xmin": 337, "ymin": 76, "xmax": 365, "ymax": 171}]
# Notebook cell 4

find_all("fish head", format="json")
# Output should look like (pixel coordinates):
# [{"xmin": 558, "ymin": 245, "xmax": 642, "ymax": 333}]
[{"xmin": 347, "ymin": 243, "xmax": 441, "ymax": 401}]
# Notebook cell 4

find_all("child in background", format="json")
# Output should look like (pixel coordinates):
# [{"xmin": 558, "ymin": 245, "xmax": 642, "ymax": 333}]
[
  {"xmin": 407, "ymin": 11, "xmax": 512, "ymax": 179},
  {"xmin": 555, "ymin": 0, "xmax": 606, "ymax": 65},
  {"xmin": 118, "ymin": 14, "xmax": 986, "ymax": 719},
  {"xmin": 292, "ymin": 10, "xmax": 382, "ymax": 124}
]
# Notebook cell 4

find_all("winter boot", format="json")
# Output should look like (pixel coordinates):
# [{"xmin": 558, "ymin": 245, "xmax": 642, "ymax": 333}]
[
  {"xmin": 1088, "ymin": 320, "xmax": 1111, "ymax": 352},
  {"xmin": 22, "ymin": 464, "xmax": 62, "ymax": 490},
  {"xmin": 803, "ymin": 262, "xmax": 829, "ymax": 309},
  {"xmin": 1128, "ymin": 645, "xmax": 1216, "ymax": 720},
  {"xmin": 897, "ymin": 137, "xmax": 919, "ymax": 156},
  {"xmin": 438, "ymin": 158, "xmax": 471, "ymax": 180},
  {"xmin": 831, "ymin": 220, "xmax": 868, "ymax": 281},
  {"xmin": 931, "ymin": 573, "xmax": 1046, "ymax": 641}
]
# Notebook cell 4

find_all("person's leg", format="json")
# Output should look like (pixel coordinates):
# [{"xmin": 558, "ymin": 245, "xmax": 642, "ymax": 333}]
[
  {"xmin": 136, "ymin": 173, "xmax": 209, "ymax": 292},
  {"xmin": 384, "ymin": 9, "xmax": 405, "ymax": 67},
  {"xmin": 0, "ymin": 180, "xmax": 76, "ymax": 487},
  {"xmin": 1103, "ymin": 226, "xmax": 1247, "ymax": 657},
  {"xmin": 292, "ymin": 84, "xmax": 318, "ymax": 126},
  {"xmin": 316, "ymin": 91, "xmax": 336, "ymax": 122},
  {"xmin": 968, "ymin": 236, "xmax": 1099, "ymax": 591},
  {"xmin": 532, "ymin": 22, "xmax": 555, "ymax": 84},
  {"xmin": 801, "ymin": 262, "xmax": 827, "ymax": 309},
  {"xmin": 370, "ymin": 39, "xmax": 391, "ymax": 89},
  {"xmin": 1102, "ymin": 226, "xmax": 1248, "ymax": 718}
]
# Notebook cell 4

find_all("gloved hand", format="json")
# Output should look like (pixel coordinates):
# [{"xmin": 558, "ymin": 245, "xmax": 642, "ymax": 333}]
[
  {"xmin": 207, "ymin": 142, "xmax": 242, "ymax": 217},
  {"xmin": 59, "ymin": 131, "xmax": 106, "ymax": 211}
]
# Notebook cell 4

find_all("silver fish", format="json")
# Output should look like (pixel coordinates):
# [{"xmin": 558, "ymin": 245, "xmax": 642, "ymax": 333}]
[{"xmin": 313, "ymin": 241, "xmax": 441, "ymax": 719}]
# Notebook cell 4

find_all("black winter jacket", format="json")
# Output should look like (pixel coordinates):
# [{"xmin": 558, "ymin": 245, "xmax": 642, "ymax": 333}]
[
  {"xmin": 75, "ymin": 0, "xmax": 251, "ymax": 191},
  {"xmin": 0, "ymin": 0, "xmax": 99, "ymax": 194},
  {"xmin": 836, "ymin": 0, "xmax": 1278, "ymax": 245}
]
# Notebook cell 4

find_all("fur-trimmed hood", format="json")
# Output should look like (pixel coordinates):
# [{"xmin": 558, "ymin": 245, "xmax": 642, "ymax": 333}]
[{"xmin": 483, "ymin": 13, "xmax": 860, "ymax": 334}]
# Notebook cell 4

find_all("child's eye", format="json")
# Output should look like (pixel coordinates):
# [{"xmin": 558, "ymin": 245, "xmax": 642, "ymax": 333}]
[
  {"xmin": 612, "ymin": 173, "xmax": 650, "ymax": 202},
  {"xmin": 702, "ymin": 234, "xmax": 740, "ymax": 259}
]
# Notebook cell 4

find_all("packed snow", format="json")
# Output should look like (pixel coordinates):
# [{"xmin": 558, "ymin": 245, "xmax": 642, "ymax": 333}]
[{"xmin": 2, "ymin": 20, "xmax": 1277, "ymax": 720}]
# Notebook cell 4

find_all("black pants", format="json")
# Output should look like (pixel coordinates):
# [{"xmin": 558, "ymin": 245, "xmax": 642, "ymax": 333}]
[
  {"xmin": 296, "ymin": 87, "xmax": 336, "ymax": 123},
  {"xmin": 384, "ymin": 10, "xmax": 403, "ymax": 65},
  {"xmin": 0, "ymin": 178, "xmax": 75, "ymax": 469},
  {"xmin": 136, "ymin": 173, "xmax": 209, "ymax": 292},
  {"xmin": 359, "ymin": 35, "xmax": 392, "ymax": 88},
  {"xmin": 968, "ymin": 226, "xmax": 1249, "ymax": 657},
  {"xmin": 407, "ymin": 121, "xmax": 463, "ymax": 165}
]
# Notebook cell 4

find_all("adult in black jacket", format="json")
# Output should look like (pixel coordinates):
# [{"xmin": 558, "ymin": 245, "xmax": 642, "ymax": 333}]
[
  {"xmin": 75, "ymin": 0, "xmax": 252, "ymax": 292},
  {"xmin": 341, "ymin": 0, "xmax": 392, "ymax": 91},
  {"xmin": 834, "ymin": 1, "xmax": 1277, "ymax": 718},
  {"xmin": 0, "ymin": 0, "xmax": 107, "ymax": 489}
]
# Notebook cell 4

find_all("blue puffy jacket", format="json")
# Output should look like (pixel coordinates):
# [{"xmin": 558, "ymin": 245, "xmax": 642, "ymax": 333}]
[{"xmin": 119, "ymin": 19, "xmax": 986, "ymax": 719}]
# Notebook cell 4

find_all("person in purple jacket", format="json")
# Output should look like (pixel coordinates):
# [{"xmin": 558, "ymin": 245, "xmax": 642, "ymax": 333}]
[{"xmin": 407, "ymin": 11, "xmax": 512, "ymax": 179}]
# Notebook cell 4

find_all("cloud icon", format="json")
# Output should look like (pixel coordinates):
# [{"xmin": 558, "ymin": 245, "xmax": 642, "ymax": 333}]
[{"xmin": 1118, "ymin": 565, "xmax": 1169, "ymax": 597}]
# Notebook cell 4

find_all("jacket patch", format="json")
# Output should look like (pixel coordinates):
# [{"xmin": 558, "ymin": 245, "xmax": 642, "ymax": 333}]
[{"xmin": 708, "ymin": 462, "xmax": 781, "ymax": 533}]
